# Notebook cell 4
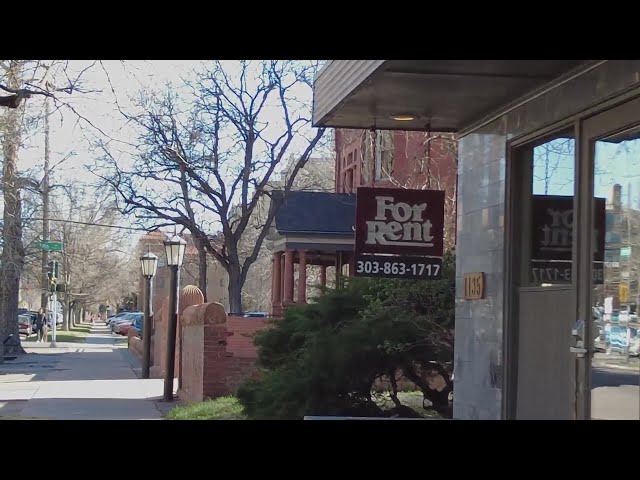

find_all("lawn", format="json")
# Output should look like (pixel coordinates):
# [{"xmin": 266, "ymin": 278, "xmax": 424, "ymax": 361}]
[
  {"xmin": 166, "ymin": 396, "xmax": 247, "ymax": 420},
  {"xmin": 24, "ymin": 324, "xmax": 91, "ymax": 344}
]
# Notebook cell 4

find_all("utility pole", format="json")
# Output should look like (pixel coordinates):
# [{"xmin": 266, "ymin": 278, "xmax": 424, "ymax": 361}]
[
  {"xmin": 40, "ymin": 96, "xmax": 51, "ymax": 311},
  {"xmin": 626, "ymin": 182, "xmax": 632, "ymax": 363}
]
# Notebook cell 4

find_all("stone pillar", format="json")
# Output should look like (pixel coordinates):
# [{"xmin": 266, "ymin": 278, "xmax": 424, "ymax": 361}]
[
  {"xmin": 280, "ymin": 254, "xmax": 285, "ymax": 303},
  {"xmin": 297, "ymin": 250, "xmax": 307, "ymax": 304},
  {"xmin": 335, "ymin": 252, "xmax": 343, "ymax": 287},
  {"xmin": 283, "ymin": 250, "xmax": 294, "ymax": 304},
  {"xmin": 348, "ymin": 254, "xmax": 356, "ymax": 277},
  {"xmin": 272, "ymin": 252, "xmax": 283, "ymax": 316},
  {"xmin": 320, "ymin": 265, "xmax": 327, "ymax": 288},
  {"xmin": 178, "ymin": 286, "xmax": 205, "ymax": 389}
]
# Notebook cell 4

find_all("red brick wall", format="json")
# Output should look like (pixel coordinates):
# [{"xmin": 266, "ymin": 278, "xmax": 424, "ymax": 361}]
[
  {"xmin": 178, "ymin": 305, "xmax": 269, "ymax": 403},
  {"xmin": 334, "ymin": 129, "xmax": 457, "ymax": 194}
]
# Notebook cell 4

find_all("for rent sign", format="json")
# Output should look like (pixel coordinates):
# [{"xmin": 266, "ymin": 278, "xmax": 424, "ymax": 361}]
[
  {"xmin": 530, "ymin": 195, "xmax": 605, "ymax": 285},
  {"xmin": 355, "ymin": 187, "xmax": 445, "ymax": 257},
  {"xmin": 354, "ymin": 187, "xmax": 445, "ymax": 280}
]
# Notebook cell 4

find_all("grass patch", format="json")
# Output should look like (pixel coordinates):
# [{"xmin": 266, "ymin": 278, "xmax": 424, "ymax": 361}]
[
  {"xmin": 166, "ymin": 393, "xmax": 441, "ymax": 420},
  {"xmin": 166, "ymin": 396, "xmax": 246, "ymax": 420},
  {"xmin": 24, "ymin": 324, "xmax": 90, "ymax": 344}
]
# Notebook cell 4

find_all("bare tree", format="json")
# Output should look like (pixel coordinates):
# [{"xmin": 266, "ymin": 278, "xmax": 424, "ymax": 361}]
[
  {"xmin": 55, "ymin": 185, "xmax": 137, "ymax": 324},
  {"xmin": 0, "ymin": 60, "xmax": 97, "ymax": 357},
  {"xmin": 96, "ymin": 60, "xmax": 325, "ymax": 313}
]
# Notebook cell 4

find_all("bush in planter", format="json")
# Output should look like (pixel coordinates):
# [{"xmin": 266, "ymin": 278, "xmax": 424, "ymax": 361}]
[{"xmin": 237, "ymin": 252, "xmax": 455, "ymax": 419}]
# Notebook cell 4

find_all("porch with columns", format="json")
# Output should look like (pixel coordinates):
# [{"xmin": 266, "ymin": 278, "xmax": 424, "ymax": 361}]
[
  {"xmin": 271, "ymin": 249, "xmax": 356, "ymax": 317},
  {"xmin": 266, "ymin": 190, "xmax": 357, "ymax": 317}
]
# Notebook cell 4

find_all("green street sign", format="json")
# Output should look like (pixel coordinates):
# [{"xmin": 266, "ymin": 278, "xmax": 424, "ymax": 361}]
[
  {"xmin": 620, "ymin": 246, "xmax": 631, "ymax": 257},
  {"xmin": 38, "ymin": 241, "xmax": 63, "ymax": 252}
]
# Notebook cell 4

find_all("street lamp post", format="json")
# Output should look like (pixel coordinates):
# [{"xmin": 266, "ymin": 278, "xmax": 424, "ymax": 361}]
[
  {"xmin": 140, "ymin": 250, "xmax": 158, "ymax": 379},
  {"xmin": 163, "ymin": 233, "xmax": 186, "ymax": 401}
]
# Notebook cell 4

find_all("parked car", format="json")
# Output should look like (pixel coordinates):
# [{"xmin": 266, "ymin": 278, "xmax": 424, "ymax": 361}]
[
  {"xmin": 18, "ymin": 314, "xmax": 32, "ymax": 337},
  {"xmin": 111, "ymin": 312, "xmax": 142, "ymax": 334},
  {"xmin": 132, "ymin": 315, "xmax": 143, "ymax": 338},
  {"xmin": 243, "ymin": 311, "xmax": 268, "ymax": 318},
  {"xmin": 107, "ymin": 311, "xmax": 136, "ymax": 326},
  {"xmin": 47, "ymin": 311, "xmax": 63, "ymax": 327},
  {"xmin": 112, "ymin": 313, "xmax": 143, "ymax": 336}
]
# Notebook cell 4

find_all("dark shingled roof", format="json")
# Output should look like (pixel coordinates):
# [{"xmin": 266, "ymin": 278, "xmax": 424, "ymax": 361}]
[{"xmin": 272, "ymin": 191, "xmax": 356, "ymax": 235}]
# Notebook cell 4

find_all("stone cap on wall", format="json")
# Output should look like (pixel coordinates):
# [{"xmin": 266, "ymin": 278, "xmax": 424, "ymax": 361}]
[
  {"xmin": 179, "ymin": 285, "xmax": 205, "ymax": 315},
  {"xmin": 182, "ymin": 302, "xmax": 228, "ymax": 327}
]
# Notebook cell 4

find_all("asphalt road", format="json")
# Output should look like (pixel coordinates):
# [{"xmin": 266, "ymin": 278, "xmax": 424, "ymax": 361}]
[
  {"xmin": 592, "ymin": 368, "xmax": 639, "ymax": 388},
  {"xmin": 591, "ymin": 367, "xmax": 639, "ymax": 420}
]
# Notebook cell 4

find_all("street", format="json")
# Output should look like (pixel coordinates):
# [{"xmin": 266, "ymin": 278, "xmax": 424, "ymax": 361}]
[
  {"xmin": 0, "ymin": 323, "xmax": 175, "ymax": 420},
  {"xmin": 591, "ymin": 366, "xmax": 640, "ymax": 420}
]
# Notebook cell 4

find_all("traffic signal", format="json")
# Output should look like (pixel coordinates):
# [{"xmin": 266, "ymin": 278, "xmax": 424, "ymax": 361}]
[{"xmin": 47, "ymin": 260, "xmax": 59, "ymax": 286}]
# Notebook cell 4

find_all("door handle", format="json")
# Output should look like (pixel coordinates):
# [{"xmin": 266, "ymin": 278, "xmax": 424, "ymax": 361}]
[
  {"xmin": 570, "ymin": 339, "xmax": 587, "ymax": 358},
  {"xmin": 570, "ymin": 346, "xmax": 587, "ymax": 356}
]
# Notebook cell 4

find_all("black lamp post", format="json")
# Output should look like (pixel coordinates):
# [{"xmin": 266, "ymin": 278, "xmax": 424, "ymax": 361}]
[
  {"xmin": 140, "ymin": 249, "xmax": 158, "ymax": 379},
  {"xmin": 163, "ymin": 233, "xmax": 186, "ymax": 401}
]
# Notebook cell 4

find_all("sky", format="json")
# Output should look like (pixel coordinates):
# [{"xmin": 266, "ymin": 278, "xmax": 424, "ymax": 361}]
[
  {"xmin": 533, "ymin": 137, "xmax": 640, "ymax": 208},
  {"xmin": 19, "ymin": 60, "xmax": 203, "ymax": 183}
]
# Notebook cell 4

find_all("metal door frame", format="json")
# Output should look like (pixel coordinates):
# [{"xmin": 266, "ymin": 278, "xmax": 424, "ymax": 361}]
[
  {"xmin": 504, "ymin": 88, "xmax": 640, "ymax": 420},
  {"xmin": 576, "ymin": 95, "xmax": 640, "ymax": 419}
]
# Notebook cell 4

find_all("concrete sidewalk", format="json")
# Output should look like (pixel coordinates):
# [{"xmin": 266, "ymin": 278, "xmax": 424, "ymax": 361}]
[{"xmin": 0, "ymin": 322, "xmax": 177, "ymax": 420}]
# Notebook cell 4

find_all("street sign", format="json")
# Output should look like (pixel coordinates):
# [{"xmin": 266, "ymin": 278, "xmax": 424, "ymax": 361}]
[
  {"xmin": 38, "ymin": 241, "xmax": 63, "ymax": 252},
  {"xmin": 620, "ymin": 246, "xmax": 631, "ymax": 257},
  {"xmin": 619, "ymin": 283, "xmax": 629, "ymax": 303}
]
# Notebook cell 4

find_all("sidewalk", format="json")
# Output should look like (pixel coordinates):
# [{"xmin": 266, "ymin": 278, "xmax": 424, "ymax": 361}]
[
  {"xmin": 0, "ymin": 322, "xmax": 177, "ymax": 420},
  {"xmin": 592, "ymin": 352, "xmax": 640, "ymax": 372}
]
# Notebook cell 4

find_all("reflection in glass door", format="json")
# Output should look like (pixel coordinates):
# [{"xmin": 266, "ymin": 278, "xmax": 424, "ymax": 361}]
[{"xmin": 590, "ymin": 126, "xmax": 640, "ymax": 420}]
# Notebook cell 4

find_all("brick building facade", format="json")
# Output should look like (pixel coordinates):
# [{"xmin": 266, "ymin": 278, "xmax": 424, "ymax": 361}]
[{"xmin": 334, "ymin": 128, "xmax": 458, "ymax": 248}]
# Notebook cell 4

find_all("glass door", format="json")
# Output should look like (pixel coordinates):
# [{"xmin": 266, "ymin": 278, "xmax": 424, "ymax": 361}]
[{"xmin": 580, "ymin": 98, "xmax": 640, "ymax": 420}]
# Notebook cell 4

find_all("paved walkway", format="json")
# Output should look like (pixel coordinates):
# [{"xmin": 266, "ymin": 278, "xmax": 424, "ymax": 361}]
[{"xmin": 0, "ymin": 322, "xmax": 177, "ymax": 420}]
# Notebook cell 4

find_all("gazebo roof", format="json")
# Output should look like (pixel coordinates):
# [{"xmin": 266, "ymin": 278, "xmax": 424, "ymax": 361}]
[
  {"xmin": 268, "ymin": 191, "xmax": 356, "ymax": 255},
  {"xmin": 272, "ymin": 191, "xmax": 356, "ymax": 235}
]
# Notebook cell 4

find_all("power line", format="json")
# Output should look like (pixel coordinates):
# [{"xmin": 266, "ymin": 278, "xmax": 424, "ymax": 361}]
[{"xmin": 24, "ymin": 217, "xmax": 151, "ymax": 232}]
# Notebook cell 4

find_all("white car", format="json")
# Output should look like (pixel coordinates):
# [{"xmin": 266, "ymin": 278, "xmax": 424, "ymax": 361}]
[{"xmin": 47, "ymin": 311, "xmax": 63, "ymax": 326}]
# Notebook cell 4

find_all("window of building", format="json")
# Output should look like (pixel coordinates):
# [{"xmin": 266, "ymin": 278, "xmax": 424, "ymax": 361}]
[{"xmin": 344, "ymin": 168, "xmax": 354, "ymax": 193}]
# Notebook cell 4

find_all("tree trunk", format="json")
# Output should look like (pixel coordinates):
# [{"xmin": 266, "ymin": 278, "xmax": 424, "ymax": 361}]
[
  {"xmin": 0, "ymin": 71, "xmax": 26, "ymax": 359},
  {"xmin": 62, "ymin": 295, "xmax": 70, "ymax": 331},
  {"xmin": 197, "ymin": 241, "xmax": 208, "ymax": 302},
  {"xmin": 227, "ymin": 263, "xmax": 243, "ymax": 315},
  {"xmin": 40, "ymin": 97, "xmax": 51, "ymax": 311}
]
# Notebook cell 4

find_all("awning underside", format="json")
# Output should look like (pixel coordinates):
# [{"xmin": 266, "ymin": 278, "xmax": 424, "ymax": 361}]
[{"xmin": 313, "ymin": 60, "xmax": 590, "ymax": 132}]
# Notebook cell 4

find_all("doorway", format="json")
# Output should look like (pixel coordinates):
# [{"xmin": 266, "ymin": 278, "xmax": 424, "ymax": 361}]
[
  {"xmin": 507, "ymin": 97, "xmax": 640, "ymax": 420},
  {"xmin": 580, "ymin": 99, "xmax": 640, "ymax": 420},
  {"xmin": 508, "ymin": 128, "xmax": 579, "ymax": 419}
]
